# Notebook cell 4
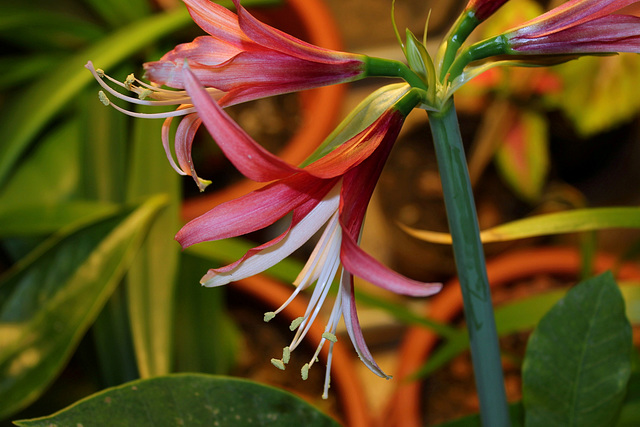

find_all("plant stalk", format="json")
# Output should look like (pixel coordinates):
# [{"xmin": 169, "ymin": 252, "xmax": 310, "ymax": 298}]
[{"xmin": 427, "ymin": 100, "xmax": 510, "ymax": 427}]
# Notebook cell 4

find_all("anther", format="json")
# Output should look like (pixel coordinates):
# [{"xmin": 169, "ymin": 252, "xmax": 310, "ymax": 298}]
[
  {"xmin": 282, "ymin": 346, "xmax": 291, "ymax": 364},
  {"xmin": 301, "ymin": 363, "xmax": 310, "ymax": 380},
  {"xmin": 264, "ymin": 312, "xmax": 276, "ymax": 322},
  {"xmin": 322, "ymin": 332, "xmax": 338, "ymax": 343},
  {"xmin": 289, "ymin": 317, "xmax": 304, "ymax": 331},
  {"xmin": 98, "ymin": 91, "xmax": 110, "ymax": 106},
  {"xmin": 270, "ymin": 358, "xmax": 285, "ymax": 370}
]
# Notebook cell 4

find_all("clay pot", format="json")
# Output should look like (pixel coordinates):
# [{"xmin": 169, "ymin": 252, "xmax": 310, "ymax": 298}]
[
  {"xmin": 181, "ymin": 0, "xmax": 346, "ymax": 221},
  {"xmin": 384, "ymin": 246, "xmax": 640, "ymax": 427}
]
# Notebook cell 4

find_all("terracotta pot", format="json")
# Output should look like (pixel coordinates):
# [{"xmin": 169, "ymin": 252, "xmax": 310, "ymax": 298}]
[
  {"xmin": 384, "ymin": 246, "xmax": 640, "ymax": 427},
  {"xmin": 181, "ymin": 0, "xmax": 346, "ymax": 221},
  {"xmin": 232, "ymin": 275, "xmax": 371, "ymax": 427}
]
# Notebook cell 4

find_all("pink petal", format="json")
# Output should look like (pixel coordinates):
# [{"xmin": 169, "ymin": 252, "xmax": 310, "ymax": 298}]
[
  {"xmin": 161, "ymin": 116, "xmax": 187, "ymax": 176},
  {"xmin": 340, "ymin": 228, "xmax": 442, "ymax": 297},
  {"xmin": 339, "ymin": 271, "xmax": 390, "ymax": 379},
  {"xmin": 182, "ymin": 0, "xmax": 248, "ymax": 48},
  {"xmin": 174, "ymin": 113, "xmax": 209, "ymax": 191},
  {"xmin": 232, "ymin": 0, "xmax": 361, "ymax": 64},
  {"xmin": 182, "ymin": 65, "xmax": 300, "ymax": 182},
  {"xmin": 512, "ymin": 0, "xmax": 637, "ymax": 38},
  {"xmin": 304, "ymin": 110, "xmax": 404, "ymax": 179},
  {"xmin": 176, "ymin": 174, "xmax": 337, "ymax": 247},
  {"xmin": 199, "ymin": 182, "xmax": 341, "ymax": 287}
]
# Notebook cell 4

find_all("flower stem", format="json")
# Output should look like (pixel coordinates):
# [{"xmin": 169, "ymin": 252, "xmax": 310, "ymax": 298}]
[{"xmin": 427, "ymin": 100, "xmax": 510, "ymax": 427}]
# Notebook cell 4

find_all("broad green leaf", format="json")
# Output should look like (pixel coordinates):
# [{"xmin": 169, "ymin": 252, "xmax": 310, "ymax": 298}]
[
  {"xmin": 494, "ymin": 109, "xmax": 549, "ymax": 202},
  {"xmin": 14, "ymin": 374, "xmax": 340, "ymax": 426},
  {"xmin": 0, "ymin": 201, "xmax": 118, "ymax": 237},
  {"xmin": 0, "ymin": 195, "xmax": 167, "ymax": 419},
  {"xmin": 0, "ymin": 119, "xmax": 81, "ymax": 205},
  {"xmin": 125, "ymin": 103, "xmax": 180, "ymax": 378},
  {"xmin": 522, "ymin": 272, "xmax": 632, "ymax": 427},
  {"xmin": 402, "ymin": 207, "xmax": 640, "ymax": 244},
  {"xmin": 174, "ymin": 253, "xmax": 240, "ymax": 375},
  {"xmin": 616, "ymin": 372, "xmax": 640, "ymax": 427},
  {"xmin": 0, "ymin": 7, "xmax": 193, "ymax": 189}
]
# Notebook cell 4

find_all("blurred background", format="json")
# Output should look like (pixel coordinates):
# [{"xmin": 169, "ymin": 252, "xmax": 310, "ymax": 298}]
[{"xmin": 1, "ymin": 0, "xmax": 640, "ymax": 425}]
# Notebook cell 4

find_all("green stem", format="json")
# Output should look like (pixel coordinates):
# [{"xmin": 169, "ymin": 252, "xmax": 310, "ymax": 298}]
[
  {"xmin": 365, "ymin": 56, "xmax": 428, "ymax": 91},
  {"xmin": 427, "ymin": 100, "xmax": 510, "ymax": 427},
  {"xmin": 437, "ymin": 11, "xmax": 480, "ymax": 81}
]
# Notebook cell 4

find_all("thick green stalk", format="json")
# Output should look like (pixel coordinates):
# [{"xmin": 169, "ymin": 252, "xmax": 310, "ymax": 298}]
[{"xmin": 427, "ymin": 100, "xmax": 510, "ymax": 427}]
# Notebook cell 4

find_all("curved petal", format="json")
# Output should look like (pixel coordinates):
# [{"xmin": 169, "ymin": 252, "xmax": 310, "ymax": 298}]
[
  {"xmin": 182, "ymin": 0, "xmax": 248, "ymax": 47},
  {"xmin": 232, "ymin": 0, "xmax": 365, "ymax": 65},
  {"xmin": 174, "ymin": 113, "xmax": 209, "ymax": 191},
  {"xmin": 200, "ymin": 183, "xmax": 341, "ymax": 287},
  {"xmin": 144, "ymin": 36, "xmax": 246, "ymax": 87},
  {"xmin": 339, "ymin": 270, "xmax": 390, "ymax": 379},
  {"xmin": 176, "ymin": 174, "xmax": 336, "ymax": 247},
  {"xmin": 511, "ymin": 0, "xmax": 637, "ymax": 37},
  {"xmin": 161, "ymin": 115, "xmax": 187, "ymax": 176},
  {"xmin": 303, "ymin": 109, "xmax": 404, "ymax": 179},
  {"xmin": 182, "ymin": 65, "xmax": 300, "ymax": 182},
  {"xmin": 340, "ymin": 228, "xmax": 442, "ymax": 297}
]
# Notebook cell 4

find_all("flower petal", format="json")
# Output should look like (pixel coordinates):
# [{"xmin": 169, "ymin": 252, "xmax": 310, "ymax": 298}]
[
  {"xmin": 199, "ymin": 183, "xmax": 341, "ymax": 287},
  {"xmin": 232, "ymin": 0, "xmax": 363, "ymax": 65},
  {"xmin": 182, "ymin": 0, "xmax": 248, "ymax": 47},
  {"xmin": 182, "ymin": 65, "xmax": 300, "ymax": 182},
  {"xmin": 340, "ymin": 228, "xmax": 442, "ymax": 297},
  {"xmin": 339, "ymin": 270, "xmax": 390, "ymax": 379}
]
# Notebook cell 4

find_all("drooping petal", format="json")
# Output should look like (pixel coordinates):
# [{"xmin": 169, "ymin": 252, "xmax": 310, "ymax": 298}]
[
  {"xmin": 465, "ymin": 0, "xmax": 510, "ymax": 21},
  {"xmin": 199, "ymin": 183, "xmax": 341, "ymax": 287},
  {"xmin": 182, "ymin": 65, "xmax": 300, "ymax": 181},
  {"xmin": 176, "ymin": 174, "xmax": 337, "ymax": 247},
  {"xmin": 340, "ymin": 228, "xmax": 442, "ymax": 297},
  {"xmin": 339, "ymin": 270, "xmax": 390, "ymax": 379}
]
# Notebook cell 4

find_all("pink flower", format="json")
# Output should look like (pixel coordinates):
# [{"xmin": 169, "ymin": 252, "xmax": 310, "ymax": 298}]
[
  {"xmin": 505, "ymin": 0, "xmax": 640, "ymax": 54},
  {"xmin": 175, "ymin": 66, "xmax": 441, "ymax": 397},
  {"xmin": 143, "ymin": 0, "xmax": 366, "ymax": 107},
  {"xmin": 465, "ymin": 0, "xmax": 510, "ymax": 21}
]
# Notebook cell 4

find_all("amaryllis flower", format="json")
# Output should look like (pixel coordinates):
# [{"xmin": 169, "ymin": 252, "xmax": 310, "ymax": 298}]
[
  {"xmin": 465, "ymin": 0, "xmax": 510, "ymax": 21},
  {"xmin": 504, "ymin": 0, "xmax": 640, "ymax": 54},
  {"xmin": 144, "ymin": 0, "xmax": 367, "ymax": 107},
  {"xmin": 175, "ymin": 66, "xmax": 441, "ymax": 397}
]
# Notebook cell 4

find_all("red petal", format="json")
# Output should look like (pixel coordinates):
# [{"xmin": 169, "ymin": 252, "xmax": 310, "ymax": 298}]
[{"xmin": 182, "ymin": 65, "xmax": 300, "ymax": 182}]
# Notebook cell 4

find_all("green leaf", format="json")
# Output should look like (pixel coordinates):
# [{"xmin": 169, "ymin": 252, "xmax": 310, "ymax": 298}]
[
  {"xmin": 174, "ymin": 253, "xmax": 240, "ymax": 375},
  {"xmin": 0, "ymin": 195, "xmax": 167, "ymax": 419},
  {"xmin": 14, "ymin": 374, "xmax": 340, "ymax": 426},
  {"xmin": 0, "ymin": 7, "xmax": 104, "ymax": 50},
  {"xmin": 494, "ymin": 109, "xmax": 549, "ymax": 202},
  {"xmin": 616, "ymin": 372, "xmax": 640, "ymax": 426},
  {"xmin": 434, "ymin": 402, "xmax": 524, "ymax": 427},
  {"xmin": 124, "ymin": 103, "xmax": 181, "ymax": 378},
  {"xmin": 0, "ymin": 119, "xmax": 81, "ymax": 205},
  {"xmin": 402, "ymin": 207, "xmax": 640, "ymax": 244},
  {"xmin": 80, "ymin": 0, "xmax": 151, "ymax": 28},
  {"xmin": 522, "ymin": 272, "xmax": 632, "ymax": 427},
  {"xmin": 0, "ymin": 55, "xmax": 63, "ymax": 90},
  {"xmin": 0, "ymin": 7, "xmax": 194, "ymax": 189},
  {"xmin": 0, "ymin": 201, "xmax": 119, "ymax": 237}
]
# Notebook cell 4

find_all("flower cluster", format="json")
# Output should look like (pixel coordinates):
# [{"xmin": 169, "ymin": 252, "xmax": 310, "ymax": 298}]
[{"xmin": 87, "ymin": 0, "xmax": 640, "ymax": 397}]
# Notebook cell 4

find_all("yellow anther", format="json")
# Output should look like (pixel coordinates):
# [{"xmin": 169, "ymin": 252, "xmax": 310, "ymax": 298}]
[
  {"xmin": 322, "ymin": 332, "xmax": 338, "ymax": 343},
  {"xmin": 264, "ymin": 312, "xmax": 276, "ymax": 322},
  {"xmin": 282, "ymin": 347, "xmax": 291, "ymax": 364},
  {"xmin": 124, "ymin": 73, "xmax": 136, "ymax": 90},
  {"xmin": 301, "ymin": 363, "xmax": 310, "ymax": 380}
]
